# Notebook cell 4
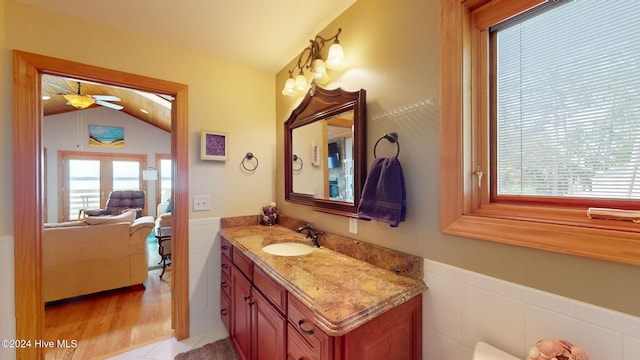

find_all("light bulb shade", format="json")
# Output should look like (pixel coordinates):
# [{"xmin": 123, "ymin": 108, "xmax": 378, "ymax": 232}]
[
  {"xmin": 315, "ymin": 72, "xmax": 330, "ymax": 84},
  {"xmin": 64, "ymin": 94, "xmax": 95, "ymax": 109},
  {"xmin": 326, "ymin": 43, "xmax": 345, "ymax": 70},
  {"xmin": 294, "ymin": 74, "xmax": 308, "ymax": 93},
  {"xmin": 312, "ymin": 59, "xmax": 328, "ymax": 79},
  {"xmin": 282, "ymin": 78, "xmax": 296, "ymax": 96}
]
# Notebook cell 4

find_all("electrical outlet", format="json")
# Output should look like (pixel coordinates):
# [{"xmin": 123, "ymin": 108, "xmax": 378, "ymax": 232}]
[
  {"xmin": 193, "ymin": 195, "xmax": 210, "ymax": 211},
  {"xmin": 349, "ymin": 218, "xmax": 358, "ymax": 234}
]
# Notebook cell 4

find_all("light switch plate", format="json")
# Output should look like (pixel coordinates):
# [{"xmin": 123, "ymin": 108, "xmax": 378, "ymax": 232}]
[
  {"xmin": 193, "ymin": 195, "xmax": 210, "ymax": 211},
  {"xmin": 349, "ymin": 218, "xmax": 358, "ymax": 234}
]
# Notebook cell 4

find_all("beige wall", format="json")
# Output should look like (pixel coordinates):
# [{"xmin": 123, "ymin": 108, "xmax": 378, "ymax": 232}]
[
  {"xmin": 276, "ymin": 0, "xmax": 640, "ymax": 316},
  {"xmin": 1, "ymin": 0, "xmax": 276, "ymax": 347},
  {"xmin": 1, "ymin": 0, "xmax": 8, "ymax": 235},
  {"xmin": 3, "ymin": 0, "xmax": 276, "ymax": 221}
]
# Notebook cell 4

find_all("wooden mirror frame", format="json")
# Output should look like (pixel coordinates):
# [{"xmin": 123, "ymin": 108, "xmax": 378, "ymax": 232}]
[{"xmin": 284, "ymin": 85, "xmax": 366, "ymax": 217}]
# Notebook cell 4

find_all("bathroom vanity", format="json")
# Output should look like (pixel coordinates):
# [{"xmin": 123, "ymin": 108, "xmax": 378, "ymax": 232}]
[{"xmin": 219, "ymin": 221, "xmax": 427, "ymax": 360}]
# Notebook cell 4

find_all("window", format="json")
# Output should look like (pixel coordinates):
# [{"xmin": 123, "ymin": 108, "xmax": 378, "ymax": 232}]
[
  {"xmin": 440, "ymin": 0, "xmax": 640, "ymax": 266},
  {"xmin": 156, "ymin": 154, "xmax": 172, "ymax": 203},
  {"xmin": 67, "ymin": 159, "xmax": 101, "ymax": 220},
  {"xmin": 492, "ymin": 1, "xmax": 640, "ymax": 204},
  {"xmin": 59, "ymin": 152, "xmax": 147, "ymax": 221},
  {"xmin": 112, "ymin": 160, "xmax": 141, "ymax": 191}
]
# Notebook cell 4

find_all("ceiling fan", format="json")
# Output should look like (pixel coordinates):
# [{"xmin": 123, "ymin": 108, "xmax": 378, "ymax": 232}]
[{"xmin": 49, "ymin": 81, "xmax": 124, "ymax": 110}]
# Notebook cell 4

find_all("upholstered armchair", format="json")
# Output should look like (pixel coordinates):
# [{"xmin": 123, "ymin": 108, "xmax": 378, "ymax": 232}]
[{"xmin": 86, "ymin": 190, "xmax": 146, "ymax": 218}]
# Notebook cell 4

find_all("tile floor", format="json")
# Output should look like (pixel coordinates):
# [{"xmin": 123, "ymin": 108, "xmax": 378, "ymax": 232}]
[{"xmin": 105, "ymin": 331, "xmax": 223, "ymax": 360}]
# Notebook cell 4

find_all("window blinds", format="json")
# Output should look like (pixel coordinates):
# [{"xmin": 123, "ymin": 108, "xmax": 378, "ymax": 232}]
[{"xmin": 494, "ymin": 1, "xmax": 640, "ymax": 199}]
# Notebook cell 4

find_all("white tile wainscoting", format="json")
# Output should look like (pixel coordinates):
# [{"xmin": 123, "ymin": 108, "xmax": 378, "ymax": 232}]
[
  {"xmin": 188, "ymin": 217, "xmax": 228, "ymax": 338},
  {"xmin": 422, "ymin": 259, "xmax": 640, "ymax": 360}
]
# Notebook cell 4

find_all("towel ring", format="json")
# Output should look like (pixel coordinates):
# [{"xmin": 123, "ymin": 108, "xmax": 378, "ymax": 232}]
[
  {"xmin": 242, "ymin": 152, "xmax": 259, "ymax": 171},
  {"xmin": 292, "ymin": 154, "xmax": 303, "ymax": 171},
  {"xmin": 373, "ymin": 132, "xmax": 400, "ymax": 158}
]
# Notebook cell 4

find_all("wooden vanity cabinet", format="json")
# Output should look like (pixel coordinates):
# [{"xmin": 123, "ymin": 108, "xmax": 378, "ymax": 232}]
[
  {"xmin": 225, "ymin": 239, "xmax": 287, "ymax": 360},
  {"xmin": 220, "ymin": 237, "xmax": 422, "ymax": 360}
]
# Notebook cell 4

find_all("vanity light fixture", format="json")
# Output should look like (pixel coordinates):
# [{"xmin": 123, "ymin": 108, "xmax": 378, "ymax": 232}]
[{"xmin": 281, "ymin": 28, "xmax": 346, "ymax": 97}]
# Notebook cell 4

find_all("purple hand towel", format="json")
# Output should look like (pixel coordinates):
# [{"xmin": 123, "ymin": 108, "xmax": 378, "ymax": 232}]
[{"xmin": 357, "ymin": 157, "xmax": 406, "ymax": 227}]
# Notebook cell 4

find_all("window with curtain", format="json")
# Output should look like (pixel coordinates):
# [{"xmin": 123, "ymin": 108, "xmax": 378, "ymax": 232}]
[{"xmin": 491, "ymin": 1, "xmax": 640, "ymax": 203}]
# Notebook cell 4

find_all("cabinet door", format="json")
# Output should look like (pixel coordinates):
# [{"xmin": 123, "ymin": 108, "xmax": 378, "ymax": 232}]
[
  {"xmin": 232, "ymin": 266, "xmax": 253, "ymax": 360},
  {"xmin": 252, "ymin": 289, "xmax": 286, "ymax": 360},
  {"xmin": 342, "ymin": 295, "xmax": 422, "ymax": 360}
]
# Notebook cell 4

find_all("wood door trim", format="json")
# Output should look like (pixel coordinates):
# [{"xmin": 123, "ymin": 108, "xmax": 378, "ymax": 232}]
[{"xmin": 12, "ymin": 50, "xmax": 190, "ymax": 359}]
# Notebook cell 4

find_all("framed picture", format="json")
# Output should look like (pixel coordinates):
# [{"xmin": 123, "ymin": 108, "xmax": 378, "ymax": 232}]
[
  {"xmin": 88, "ymin": 125, "xmax": 124, "ymax": 148},
  {"xmin": 201, "ymin": 130, "xmax": 228, "ymax": 161}
]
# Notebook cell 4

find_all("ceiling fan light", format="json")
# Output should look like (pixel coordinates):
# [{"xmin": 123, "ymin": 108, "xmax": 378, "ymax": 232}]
[
  {"xmin": 64, "ymin": 94, "xmax": 95, "ymax": 109},
  {"xmin": 326, "ymin": 43, "xmax": 345, "ymax": 70}
]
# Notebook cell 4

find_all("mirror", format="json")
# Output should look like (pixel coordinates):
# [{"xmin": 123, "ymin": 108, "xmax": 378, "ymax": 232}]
[{"xmin": 284, "ymin": 85, "xmax": 366, "ymax": 216}]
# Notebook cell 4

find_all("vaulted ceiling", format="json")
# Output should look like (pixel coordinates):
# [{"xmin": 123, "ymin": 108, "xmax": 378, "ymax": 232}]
[{"xmin": 43, "ymin": 75, "xmax": 173, "ymax": 132}]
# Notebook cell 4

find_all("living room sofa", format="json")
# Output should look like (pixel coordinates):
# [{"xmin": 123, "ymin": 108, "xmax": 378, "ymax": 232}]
[{"xmin": 43, "ymin": 211, "xmax": 155, "ymax": 302}]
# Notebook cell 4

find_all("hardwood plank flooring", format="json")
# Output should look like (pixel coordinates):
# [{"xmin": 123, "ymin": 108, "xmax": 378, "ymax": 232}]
[{"xmin": 44, "ymin": 268, "xmax": 172, "ymax": 360}]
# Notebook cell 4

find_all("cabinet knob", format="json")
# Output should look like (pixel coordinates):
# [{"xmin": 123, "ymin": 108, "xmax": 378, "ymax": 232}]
[
  {"xmin": 244, "ymin": 295, "xmax": 251, "ymax": 302},
  {"xmin": 297, "ymin": 320, "xmax": 314, "ymax": 335},
  {"xmin": 221, "ymin": 245, "xmax": 229, "ymax": 250},
  {"xmin": 221, "ymin": 282, "xmax": 228, "ymax": 288},
  {"xmin": 221, "ymin": 263, "xmax": 229, "ymax": 269},
  {"xmin": 220, "ymin": 309, "xmax": 229, "ymax": 316}
]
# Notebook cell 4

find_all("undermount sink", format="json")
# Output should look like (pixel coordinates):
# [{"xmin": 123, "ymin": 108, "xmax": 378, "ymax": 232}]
[{"xmin": 262, "ymin": 242, "xmax": 315, "ymax": 256}]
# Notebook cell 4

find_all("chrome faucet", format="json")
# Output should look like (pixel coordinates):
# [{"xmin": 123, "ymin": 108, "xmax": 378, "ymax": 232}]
[{"xmin": 296, "ymin": 223, "xmax": 323, "ymax": 248}]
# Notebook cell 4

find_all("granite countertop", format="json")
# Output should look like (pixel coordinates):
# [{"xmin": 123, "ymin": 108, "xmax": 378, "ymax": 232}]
[{"xmin": 219, "ymin": 224, "xmax": 428, "ymax": 336}]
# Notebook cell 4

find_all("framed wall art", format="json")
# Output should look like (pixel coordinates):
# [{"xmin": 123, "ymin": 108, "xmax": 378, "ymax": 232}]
[
  {"xmin": 201, "ymin": 130, "xmax": 228, "ymax": 161},
  {"xmin": 88, "ymin": 125, "xmax": 124, "ymax": 148}
]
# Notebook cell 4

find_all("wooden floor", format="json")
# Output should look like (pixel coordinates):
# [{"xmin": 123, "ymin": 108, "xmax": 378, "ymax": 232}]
[{"xmin": 44, "ymin": 268, "xmax": 172, "ymax": 360}]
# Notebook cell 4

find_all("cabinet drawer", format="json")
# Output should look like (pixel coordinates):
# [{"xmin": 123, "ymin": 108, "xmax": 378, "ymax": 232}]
[
  {"xmin": 221, "ymin": 237, "xmax": 232, "ymax": 259},
  {"xmin": 220, "ymin": 290, "xmax": 231, "ymax": 333},
  {"xmin": 221, "ymin": 271, "xmax": 231, "ymax": 298},
  {"xmin": 288, "ymin": 294, "xmax": 332, "ymax": 360},
  {"xmin": 232, "ymin": 248, "xmax": 254, "ymax": 281},
  {"xmin": 254, "ymin": 265, "xmax": 287, "ymax": 313},
  {"xmin": 221, "ymin": 252, "xmax": 232, "ymax": 280},
  {"xmin": 288, "ymin": 323, "xmax": 319, "ymax": 360}
]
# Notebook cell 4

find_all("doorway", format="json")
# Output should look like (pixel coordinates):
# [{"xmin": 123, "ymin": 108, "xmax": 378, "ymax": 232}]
[{"xmin": 13, "ymin": 50, "xmax": 190, "ymax": 359}]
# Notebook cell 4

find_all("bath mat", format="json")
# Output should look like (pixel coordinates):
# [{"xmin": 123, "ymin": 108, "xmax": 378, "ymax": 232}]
[{"xmin": 174, "ymin": 337, "xmax": 238, "ymax": 360}]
